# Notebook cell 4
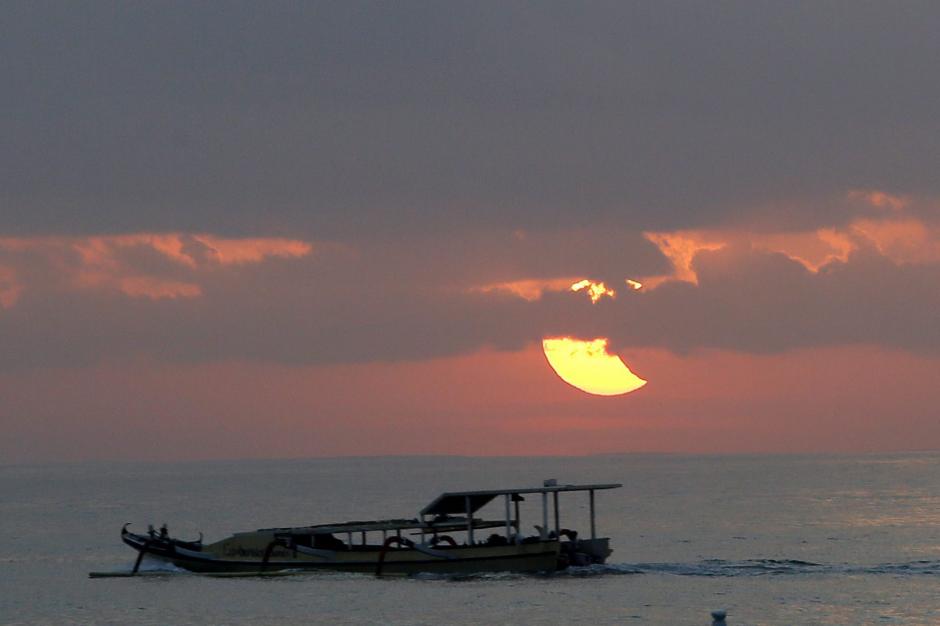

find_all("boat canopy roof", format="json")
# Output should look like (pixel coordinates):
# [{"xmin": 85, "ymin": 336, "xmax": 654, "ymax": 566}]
[
  {"xmin": 420, "ymin": 483, "xmax": 621, "ymax": 516},
  {"xmin": 260, "ymin": 517, "xmax": 507, "ymax": 535},
  {"xmin": 257, "ymin": 482, "xmax": 621, "ymax": 534}
]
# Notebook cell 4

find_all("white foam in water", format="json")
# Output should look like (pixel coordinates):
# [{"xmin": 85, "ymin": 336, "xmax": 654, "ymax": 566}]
[{"xmin": 135, "ymin": 555, "xmax": 191, "ymax": 574}]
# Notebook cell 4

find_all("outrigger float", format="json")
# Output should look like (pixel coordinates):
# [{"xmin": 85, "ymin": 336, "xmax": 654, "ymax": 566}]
[{"xmin": 92, "ymin": 481, "xmax": 620, "ymax": 578}]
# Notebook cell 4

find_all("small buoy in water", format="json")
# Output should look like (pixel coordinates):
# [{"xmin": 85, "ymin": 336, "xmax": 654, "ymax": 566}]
[{"xmin": 710, "ymin": 609, "xmax": 727, "ymax": 624}]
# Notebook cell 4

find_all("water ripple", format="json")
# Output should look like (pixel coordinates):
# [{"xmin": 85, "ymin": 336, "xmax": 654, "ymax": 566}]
[{"xmin": 564, "ymin": 559, "xmax": 940, "ymax": 578}]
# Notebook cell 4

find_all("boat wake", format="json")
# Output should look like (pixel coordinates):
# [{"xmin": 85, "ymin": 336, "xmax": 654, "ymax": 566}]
[
  {"xmin": 89, "ymin": 556, "xmax": 192, "ymax": 578},
  {"xmin": 135, "ymin": 556, "xmax": 190, "ymax": 574},
  {"xmin": 561, "ymin": 559, "xmax": 940, "ymax": 578}
]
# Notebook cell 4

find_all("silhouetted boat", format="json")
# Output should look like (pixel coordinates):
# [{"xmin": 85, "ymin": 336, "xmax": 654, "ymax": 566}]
[{"xmin": 100, "ymin": 481, "xmax": 621, "ymax": 577}]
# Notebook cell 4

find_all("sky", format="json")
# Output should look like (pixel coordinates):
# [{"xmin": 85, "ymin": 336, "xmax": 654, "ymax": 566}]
[{"xmin": 2, "ymin": 2, "xmax": 939, "ymax": 463}]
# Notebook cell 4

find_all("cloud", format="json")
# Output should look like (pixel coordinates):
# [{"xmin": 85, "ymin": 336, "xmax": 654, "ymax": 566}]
[
  {"xmin": 470, "ymin": 277, "xmax": 580, "ymax": 302},
  {"xmin": 0, "ymin": 233, "xmax": 312, "ymax": 303},
  {"xmin": 640, "ymin": 203, "xmax": 940, "ymax": 285},
  {"xmin": 848, "ymin": 189, "xmax": 910, "ymax": 212},
  {"xmin": 850, "ymin": 218, "xmax": 940, "ymax": 265},
  {"xmin": 0, "ymin": 199, "xmax": 939, "ymax": 373},
  {"xmin": 601, "ymin": 242, "xmax": 940, "ymax": 355},
  {"xmin": 642, "ymin": 232, "xmax": 726, "ymax": 286}
]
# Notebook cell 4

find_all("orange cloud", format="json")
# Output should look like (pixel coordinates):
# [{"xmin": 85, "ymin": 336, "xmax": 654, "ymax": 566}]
[
  {"xmin": 748, "ymin": 228, "xmax": 856, "ymax": 272},
  {"xmin": 66, "ymin": 233, "xmax": 312, "ymax": 269},
  {"xmin": 472, "ymin": 196, "xmax": 940, "ymax": 300},
  {"xmin": 641, "ymin": 194, "xmax": 940, "ymax": 287},
  {"xmin": 117, "ymin": 276, "xmax": 203, "ymax": 300},
  {"xmin": 748, "ymin": 218, "xmax": 940, "ymax": 270},
  {"xmin": 848, "ymin": 189, "xmax": 909, "ymax": 211},
  {"xmin": 643, "ymin": 228, "xmax": 856, "ymax": 283},
  {"xmin": 851, "ymin": 218, "xmax": 940, "ymax": 264},
  {"xmin": 636, "ymin": 188, "xmax": 940, "ymax": 287},
  {"xmin": 197, "ymin": 236, "xmax": 314, "ymax": 265},
  {"xmin": 471, "ymin": 277, "xmax": 581, "ymax": 301},
  {"xmin": 0, "ymin": 233, "xmax": 313, "ymax": 303},
  {"xmin": 642, "ymin": 231, "xmax": 726, "ymax": 286}
]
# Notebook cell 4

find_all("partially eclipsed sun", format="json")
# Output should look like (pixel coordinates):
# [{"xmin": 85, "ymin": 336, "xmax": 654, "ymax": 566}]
[{"xmin": 542, "ymin": 337, "xmax": 647, "ymax": 396}]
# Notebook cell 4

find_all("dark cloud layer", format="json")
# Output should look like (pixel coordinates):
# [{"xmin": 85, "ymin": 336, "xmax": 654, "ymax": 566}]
[
  {"xmin": 2, "ymin": 227, "xmax": 938, "ymax": 372},
  {"xmin": 3, "ymin": 2, "xmax": 940, "ymax": 238}
]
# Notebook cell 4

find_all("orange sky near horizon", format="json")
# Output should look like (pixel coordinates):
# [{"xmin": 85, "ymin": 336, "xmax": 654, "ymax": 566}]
[{"xmin": 3, "ymin": 342, "xmax": 938, "ymax": 463}]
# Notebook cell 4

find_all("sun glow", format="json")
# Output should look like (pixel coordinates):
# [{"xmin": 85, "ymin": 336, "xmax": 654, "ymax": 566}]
[
  {"xmin": 570, "ymin": 279, "xmax": 616, "ymax": 303},
  {"xmin": 542, "ymin": 337, "xmax": 647, "ymax": 396}
]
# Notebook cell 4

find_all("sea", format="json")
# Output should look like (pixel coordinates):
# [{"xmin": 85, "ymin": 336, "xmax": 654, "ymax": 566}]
[{"xmin": 2, "ymin": 453, "xmax": 939, "ymax": 625}]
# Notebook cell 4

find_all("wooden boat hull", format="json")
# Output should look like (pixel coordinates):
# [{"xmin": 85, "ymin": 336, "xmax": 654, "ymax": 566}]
[{"xmin": 122, "ymin": 530, "xmax": 561, "ymax": 576}]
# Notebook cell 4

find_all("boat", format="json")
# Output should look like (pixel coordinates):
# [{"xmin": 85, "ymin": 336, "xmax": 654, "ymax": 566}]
[{"xmin": 105, "ymin": 480, "xmax": 621, "ymax": 577}]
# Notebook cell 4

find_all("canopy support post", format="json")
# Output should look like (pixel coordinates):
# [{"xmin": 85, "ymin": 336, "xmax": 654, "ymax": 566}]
[
  {"xmin": 504, "ymin": 494, "xmax": 512, "ymax": 539},
  {"xmin": 589, "ymin": 489, "xmax": 596, "ymax": 540},
  {"xmin": 553, "ymin": 491, "xmax": 560, "ymax": 535},
  {"xmin": 541, "ymin": 492, "xmax": 548, "ymax": 539},
  {"xmin": 465, "ymin": 495, "xmax": 474, "ymax": 544}
]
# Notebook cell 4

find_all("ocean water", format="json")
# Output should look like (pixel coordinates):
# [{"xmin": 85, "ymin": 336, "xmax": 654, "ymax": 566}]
[{"xmin": 2, "ymin": 453, "xmax": 939, "ymax": 625}]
